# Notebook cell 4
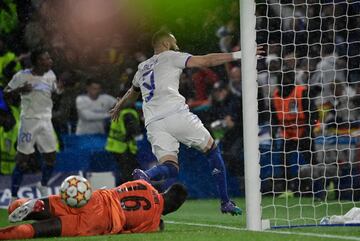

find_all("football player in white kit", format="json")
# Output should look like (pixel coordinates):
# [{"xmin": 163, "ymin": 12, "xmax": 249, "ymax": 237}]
[
  {"xmin": 4, "ymin": 49, "xmax": 63, "ymax": 200},
  {"xmin": 110, "ymin": 30, "xmax": 263, "ymax": 215}
]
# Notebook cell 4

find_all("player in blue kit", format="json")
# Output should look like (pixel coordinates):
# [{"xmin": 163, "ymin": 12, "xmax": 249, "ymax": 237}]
[{"xmin": 110, "ymin": 30, "xmax": 264, "ymax": 215}]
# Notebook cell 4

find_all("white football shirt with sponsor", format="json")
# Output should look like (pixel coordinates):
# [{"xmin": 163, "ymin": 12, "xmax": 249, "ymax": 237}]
[
  {"xmin": 132, "ymin": 50, "xmax": 192, "ymax": 126},
  {"xmin": 7, "ymin": 69, "xmax": 58, "ymax": 120}
]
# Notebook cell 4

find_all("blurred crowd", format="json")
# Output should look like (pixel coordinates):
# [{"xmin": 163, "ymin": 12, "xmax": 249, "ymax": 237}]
[
  {"xmin": 256, "ymin": 0, "xmax": 360, "ymax": 131},
  {"xmin": 0, "ymin": 0, "xmax": 360, "ymax": 196},
  {"xmin": 254, "ymin": 0, "xmax": 360, "ymax": 197}
]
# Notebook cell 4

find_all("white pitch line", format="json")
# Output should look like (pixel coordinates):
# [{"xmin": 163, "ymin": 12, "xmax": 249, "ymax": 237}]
[{"xmin": 165, "ymin": 220, "xmax": 360, "ymax": 241}]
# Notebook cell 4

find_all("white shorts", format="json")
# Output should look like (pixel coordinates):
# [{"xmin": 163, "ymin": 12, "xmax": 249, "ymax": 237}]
[
  {"xmin": 146, "ymin": 110, "xmax": 212, "ymax": 161},
  {"xmin": 17, "ymin": 118, "xmax": 57, "ymax": 154}
]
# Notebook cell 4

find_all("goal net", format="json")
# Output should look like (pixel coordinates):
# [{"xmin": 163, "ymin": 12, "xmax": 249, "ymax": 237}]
[{"xmin": 255, "ymin": 0, "xmax": 360, "ymax": 228}]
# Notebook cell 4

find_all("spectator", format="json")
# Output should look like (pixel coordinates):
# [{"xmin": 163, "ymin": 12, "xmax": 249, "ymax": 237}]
[
  {"xmin": 23, "ymin": 15, "xmax": 46, "ymax": 51},
  {"xmin": 271, "ymin": 69, "xmax": 318, "ymax": 197},
  {"xmin": 179, "ymin": 72, "xmax": 196, "ymax": 103},
  {"xmin": 258, "ymin": 42, "xmax": 281, "ymax": 90},
  {"xmin": 350, "ymin": 81, "xmax": 360, "ymax": 125},
  {"xmin": 191, "ymin": 67, "xmax": 219, "ymax": 108},
  {"xmin": 310, "ymin": 44, "xmax": 346, "ymax": 99},
  {"xmin": 52, "ymin": 71, "xmax": 79, "ymax": 134},
  {"xmin": 105, "ymin": 103, "xmax": 141, "ymax": 186},
  {"xmin": 258, "ymin": 53, "xmax": 281, "ymax": 124},
  {"xmin": 0, "ymin": 38, "xmax": 21, "ymax": 86},
  {"xmin": 216, "ymin": 19, "xmax": 239, "ymax": 53},
  {"xmin": 75, "ymin": 78, "xmax": 117, "ymax": 135},
  {"xmin": 318, "ymin": 81, "xmax": 359, "ymax": 135},
  {"xmin": 228, "ymin": 66, "xmax": 241, "ymax": 97},
  {"xmin": 0, "ymin": 86, "xmax": 19, "ymax": 175},
  {"xmin": 227, "ymin": 65, "xmax": 270, "ymax": 127},
  {"xmin": 0, "ymin": 0, "xmax": 18, "ymax": 36},
  {"xmin": 282, "ymin": 51, "xmax": 308, "ymax": 85}
]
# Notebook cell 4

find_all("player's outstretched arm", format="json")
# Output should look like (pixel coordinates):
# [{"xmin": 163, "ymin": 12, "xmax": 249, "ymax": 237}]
[
  {"xmin": 110, "ymin": 86, "xmax": 140, "ymax": 121},
  {"xmin": 186, "ymin": 46, "xmax": 264, "ymax": 68}
]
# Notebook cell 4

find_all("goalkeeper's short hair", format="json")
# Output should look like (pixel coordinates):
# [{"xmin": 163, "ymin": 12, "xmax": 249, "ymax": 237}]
[{"xmin": 161, "ymin": 183, "xmax": 188, "ymax": 215}]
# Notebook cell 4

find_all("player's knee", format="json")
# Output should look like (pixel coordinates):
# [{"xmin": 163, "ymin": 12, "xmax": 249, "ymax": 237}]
[
  {"xmin": 15, "ymin": 154, "xmax": 30, "ymax": 172},
  {"xmin": 205, "ymin": 142, "xmax": 220, "ymax": 157},
  {"xmin": 16, "ymin": 162, "xmax": 28, "ymax": 172},
  {"xmin": 163, "ymin": 161, "xmax": 179, "ymax": 177},
  {"xmin": 204, "ymin": 139, "xmax": 217, "ymax": 155},
  {"xmin": 43, "ymin": 152, "xmax": 56, "ymax": 166},
  {"xmin": 163, "ymin": 160, "xmax": 179, "ymax": 170}
]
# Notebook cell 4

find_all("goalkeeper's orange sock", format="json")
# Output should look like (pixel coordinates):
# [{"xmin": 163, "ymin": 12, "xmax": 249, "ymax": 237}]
[{"xmin": 0, "ymin": 224, "xmax": 35, "ymax": 240}]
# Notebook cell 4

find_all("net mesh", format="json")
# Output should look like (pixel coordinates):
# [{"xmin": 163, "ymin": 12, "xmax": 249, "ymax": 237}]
[{"xmin": 255, "ymin": 0, "xmax": 360, "ymax": 227}]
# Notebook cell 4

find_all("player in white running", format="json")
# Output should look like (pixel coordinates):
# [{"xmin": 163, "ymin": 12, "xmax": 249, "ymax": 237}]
[
  {"xmin": 4, "ymin": 49, "xmax": 63, "ymax": 200},
  {"xmin": 110, "ymin": 30, "xmax": 264, "ymax": 215}
]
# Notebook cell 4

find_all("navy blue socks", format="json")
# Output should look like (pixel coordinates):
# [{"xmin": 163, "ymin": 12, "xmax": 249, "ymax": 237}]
[
  {"xmin": 207, "ymin": 146, "xmax": 230, "ymax": 203},
  {"xmin": 11, "ymin": 165, "xmax": 24, "ymax": 197},
  {"xmin": 41, "ymin": 164, "xmax": 54, "ymax": 186},
  {"xmin": 145, "ymin": 162, "xmax": 179, "ymax": 181}
]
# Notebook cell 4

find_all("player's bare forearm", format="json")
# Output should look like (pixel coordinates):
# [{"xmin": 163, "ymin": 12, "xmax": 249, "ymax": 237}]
[
  {"xmin": 203, "ymin": 53, "xmax": 234, "ymax": 67},
  {"xmin": 187, "ymin": 46, "xmax": 264, "ymax": 68},
  {"xmin": 187, "ymin": 53, "xmax": 233, "ymax": 68},
  {"xmin": 110, "ymin": 87, "xmax": 139, "ymax": 121},
  {"xmin": 119, "ymin": 87, "xmax": 139, "ymax": 107}
]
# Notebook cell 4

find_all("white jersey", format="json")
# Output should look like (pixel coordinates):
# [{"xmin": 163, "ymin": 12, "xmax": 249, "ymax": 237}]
[
  {"xmin": 75, "ymin": 94, "xmax": 117, "ymax": 135},
  {"xmin": 7, "ymin": 69, "xmax": 58, "ymax": 120},
  {"xmin": 132, "ymin": 50, "xmax": 192, "ymax": 126}
]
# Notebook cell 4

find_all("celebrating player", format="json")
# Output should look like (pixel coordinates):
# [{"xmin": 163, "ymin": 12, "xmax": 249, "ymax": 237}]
[
  {"xmin": 110, "ymin": 30, "xmax": 264, "ymax": 215},
  {"xmin": 4, "ymin": 49, "xmax": 63, "ymax": 199},
  {"xmin": 0, "ymin": 180, "xmax": 187, "ymax": 239}
]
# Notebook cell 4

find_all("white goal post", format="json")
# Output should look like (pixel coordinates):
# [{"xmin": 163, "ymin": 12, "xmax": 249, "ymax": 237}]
[{"xmin": 240, "ymin": 0, "xmax": 262, "ymax": 231}]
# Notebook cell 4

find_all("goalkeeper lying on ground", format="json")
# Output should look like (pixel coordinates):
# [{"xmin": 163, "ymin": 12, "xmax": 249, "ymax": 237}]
[{"xmin": 0, "ymin": 180, "xmax": 187, "ymax": 239}]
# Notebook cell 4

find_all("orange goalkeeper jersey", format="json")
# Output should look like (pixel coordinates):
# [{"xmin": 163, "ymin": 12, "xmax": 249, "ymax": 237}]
[
  {"xmin": 49, "ymin": 180, "xmax": 164, "ymax": 236},
  {"xmin": 111, "ymin": 180, "xmax": 164, "ymax": 233}
]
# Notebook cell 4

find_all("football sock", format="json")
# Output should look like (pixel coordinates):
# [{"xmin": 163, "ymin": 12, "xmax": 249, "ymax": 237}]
[
  {"xmin": 41, "ymin": 164, "xmax": 54, "ymax": 186},
  {"xmin": 11, "ymin": 165, "xmax": 24, "ymax": 197},
  {"xmin": 207, "ymin": 146, "xmax": 230, "ymax": 203},
  {"xmin": 0, "ymin": 224, "xmax": 35, "ymax": 240},
  {"xmin": 145, "ymin": 162, "xmax": 179, "ymax": 181}
]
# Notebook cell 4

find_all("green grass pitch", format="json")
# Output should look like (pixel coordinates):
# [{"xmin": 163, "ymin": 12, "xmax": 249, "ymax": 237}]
[{"xmin": 1, "ymin": 197, "xmax": 360, "ymax": 241}]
